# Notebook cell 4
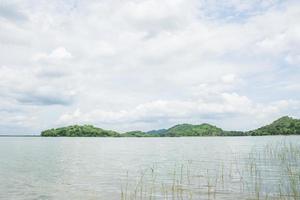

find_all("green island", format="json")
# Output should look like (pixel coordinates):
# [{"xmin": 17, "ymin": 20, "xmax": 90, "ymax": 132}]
[{"xmin": 41, "ymin": 116, "xmax": 300, "ymax": 137}]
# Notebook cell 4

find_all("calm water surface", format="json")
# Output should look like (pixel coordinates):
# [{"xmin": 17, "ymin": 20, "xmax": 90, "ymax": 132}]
[{"xmin": 0, "ymin": 136, "xmax": 299, "ymax": 200}]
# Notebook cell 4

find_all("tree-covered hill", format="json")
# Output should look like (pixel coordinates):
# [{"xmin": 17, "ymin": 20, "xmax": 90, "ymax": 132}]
[
  {"xmin": 41, "ymin": 125, "xmax": 120, "ymax": 137},
  {"xmin": 162, "ymin": 123, "xmax": 224, "ymax": 137},
  {"xmin": 146, "ymin": 129, "xmax": 167, "ymax": 136},
  {"xmin": 40, "ymin": 116, "xmax": 300, "ymax": 137},
  {"xmin": 248, "ymin": 116, "xmax": 300, "ymax": 136},
  {"xmin": 121, "ymin": 131, "xmax": 154, "ymax": 137},
  {"xmin": 122, "ymin": 124, "xmax": 236, "ymax": 137}
]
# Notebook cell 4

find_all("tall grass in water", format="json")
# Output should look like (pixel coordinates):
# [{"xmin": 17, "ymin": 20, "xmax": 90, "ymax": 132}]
[{"xmin": 120, "ymin": 142, "xmax": 300, "ymax": 200}]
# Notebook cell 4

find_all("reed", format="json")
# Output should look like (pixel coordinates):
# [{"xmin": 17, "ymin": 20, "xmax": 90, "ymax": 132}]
[{"xmin": 120, "ymin": 142, "xmax": 300, "ymax": 200}]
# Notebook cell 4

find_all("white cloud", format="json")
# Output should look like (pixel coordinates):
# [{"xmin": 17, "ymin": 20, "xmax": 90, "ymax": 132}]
[
  {"xmin": 221, "ymin": 74, "xmax": 237, "ymax": 84},
  {"xmin": 58, "ymin": 92, "xmax": 300, "ymax": 131},
  {"xmin": 33, "ymin": 47, "xmax": 72, "ymax": 62},
  {"xmin": 0, "ymin": 0, "xmax": 300, "ymax": 134}
]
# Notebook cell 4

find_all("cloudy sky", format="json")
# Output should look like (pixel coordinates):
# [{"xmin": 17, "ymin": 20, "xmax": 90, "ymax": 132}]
[{"xmin": 1, "ymin": 0, "xmax": 300, "ymax": 134}]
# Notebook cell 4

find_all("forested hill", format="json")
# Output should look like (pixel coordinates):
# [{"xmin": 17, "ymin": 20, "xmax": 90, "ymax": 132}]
[
  {"xmin": 41, "ymin": 116, "xmax": 300, "ymax": 137},
  {"xmin": 248, "ymin": 116, "xmax": 300, "ymax": 136},
  {"xmin": 41, "ymin": 125, "xmax": 119, "ymax": 137},
  {"xmin": 162, "ymin": 123, "xmax": 223, "ymax": 137}
]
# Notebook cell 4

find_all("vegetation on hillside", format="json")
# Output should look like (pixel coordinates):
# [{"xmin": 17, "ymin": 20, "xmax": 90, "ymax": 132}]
[
  {"xmin": 162, "ymin": 123, "xmax": 223, "ymax": 137},
  {"xmin": 146, "ymin": 129, "xmax": 167, "ymax": 136},
  {"xmin": 248, "ymin": 116, "xmax": 300, "ymax": 136},
  {"xmin": 121, "ymin": 131, "xmax": 158, "ymax": 137},
  {"xmin": 41, "ymin": 125, "xmax": 120, "ymax": 137},
  {"xmin": 41, "ymin": 116, "xmax": 300, "ymax": 137}
]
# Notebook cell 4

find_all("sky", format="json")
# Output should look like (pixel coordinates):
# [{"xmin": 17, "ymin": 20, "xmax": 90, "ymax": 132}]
[{"xmin": 0, "ymin": 0, "xmax": 300, "ymax": 134}]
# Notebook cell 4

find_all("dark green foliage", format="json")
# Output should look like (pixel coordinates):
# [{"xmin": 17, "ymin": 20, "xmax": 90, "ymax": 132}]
[
  {"xmin": 146, "ymin": 129, "xmax": 167, "ymax": 136},
  {"xmin": 122, "ymin": 131, "xmax": 149, "ymax": 137},
  {"xmin": 248, "ymin": 116, "xmax": 300, "ymax": 136},
  {"xmin": 162, "ymin": 123, "xmax": 224, "ymax": 137},
  {"xmin": 41, "ymin": 125, "xmax": 120, "ymax": 137},
  {"xmin": 122, "ymin": 130, "xmax": 163, "ymax": 137},
  {"xmin": 40, "ymin": 116, "xmax": 300, "ymax": 137},
  {"xmin": 221, "ymin": 131, "xmax": 248, "ymax": 136}
]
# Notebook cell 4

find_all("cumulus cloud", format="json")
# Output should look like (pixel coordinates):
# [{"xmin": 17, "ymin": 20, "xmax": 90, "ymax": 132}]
[
  {"xmin": 221, "ymin": 74, "xmax": 237, "ymax": 84},
  {"xmin": 58, "ymin": 93, "xmax": 300, "ymax": 131},
  {"xmin": 33, "ymin": 47, "xmax": 72, "ymax": 62},
  {"xmin": 0, "ymin": 65, "xmax": 75, "ymax": 106},
  {"xmin": 0, "ymin": 0, "xmax": 300, "ymax": 134}
]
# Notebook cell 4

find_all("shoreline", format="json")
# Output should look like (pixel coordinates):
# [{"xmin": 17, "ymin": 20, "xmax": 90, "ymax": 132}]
[{"xmin": 0, "ymin": 135, "xmax": 298, "ymax": 138}]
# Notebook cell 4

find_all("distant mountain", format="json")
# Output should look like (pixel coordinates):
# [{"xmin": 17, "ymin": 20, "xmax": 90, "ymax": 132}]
[
  {"xmin": 146, "ymin": 129, "xmax": 167, "ymax": 135},
  {"xmin": 122, "ymin": 124, "xmax": 228, "ymax": 137},
  {"xmin": 122, "ymin": 131, "xmax": 151, "ymax": 137},
  {"xmin": 122, "ymin": 129, "xmax": 167, "ymax": 137},
  {"xmin": 40, "ymin": 116, "xmax": 300, "ymax": 137},
  {"xmin": 162, "ymin": 123, "xmax": 223, "ymax": 137},
  {"xmin": 248, "ymin": 116, "xmax": 300, "ymax": 136},
  {"xmin": 41, "ymin": 125, "xmax": 119, "ymax": 137}
]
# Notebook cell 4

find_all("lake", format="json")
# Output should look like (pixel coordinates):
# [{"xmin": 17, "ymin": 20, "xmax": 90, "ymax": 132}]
[{"xmin": 0, "ymin": 136, "xmax": 299, "ymax": 199}]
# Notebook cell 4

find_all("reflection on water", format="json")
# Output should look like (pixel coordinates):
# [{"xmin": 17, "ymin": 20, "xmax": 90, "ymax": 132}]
[{"xmin": 0, "ymin": 136, "xmax": 299, "ymax": 199}]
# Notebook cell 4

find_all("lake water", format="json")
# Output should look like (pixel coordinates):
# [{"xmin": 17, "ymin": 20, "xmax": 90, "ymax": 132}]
[{"xmin": 0, "ymin": 136, "xmax": 299, "ymax": 200}]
